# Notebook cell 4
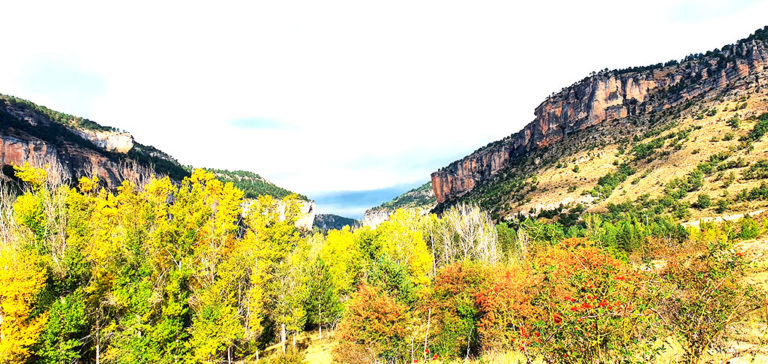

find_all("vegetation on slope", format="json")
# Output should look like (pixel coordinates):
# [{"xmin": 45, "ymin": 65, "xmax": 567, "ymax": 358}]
[
  {"xmin": 367, "ymin": 182, "xmax": 436, "ymax": 218},
  {"xmin": 1, "ymin": 94, "xmax": 116, "ymax": 132},
  {"xmin": 2, "ymin": 164, "xmax": 766, "ymax": 363},
  {"xmin": 199, "ymin": 168, "xmax": 308, "ymax": 200}
]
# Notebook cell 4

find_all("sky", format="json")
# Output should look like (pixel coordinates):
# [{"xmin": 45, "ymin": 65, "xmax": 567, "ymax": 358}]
[{"xmin": 1, "ymin": 1, "xmax": 767, "ymax": 218}]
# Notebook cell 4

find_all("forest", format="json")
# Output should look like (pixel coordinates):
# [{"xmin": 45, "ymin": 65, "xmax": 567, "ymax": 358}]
[{"xmin": 1, "ymin": 164, "xmax": 767, "ymax": 363}]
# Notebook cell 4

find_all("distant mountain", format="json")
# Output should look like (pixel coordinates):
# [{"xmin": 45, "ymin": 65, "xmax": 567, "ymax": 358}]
[
  {"xmin": 0, "ymin": 94, "xmax": 303, "ymax": 201},
  {"xmin": 363, "ymin": 182, "xmax": 435, "ymax": 226},
  {"xmin": 429, "ymin": 26, "xmax": 768, "ymax": 222},
  {"xmin": 313, "ymin": 214, "xmax": 360, "ymax": 231}
]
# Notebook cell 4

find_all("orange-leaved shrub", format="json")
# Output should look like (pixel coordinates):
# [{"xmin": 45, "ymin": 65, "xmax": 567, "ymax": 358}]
[{"xmin": 334, "ymin": 282, "xmax": 411, "ymax": 363}]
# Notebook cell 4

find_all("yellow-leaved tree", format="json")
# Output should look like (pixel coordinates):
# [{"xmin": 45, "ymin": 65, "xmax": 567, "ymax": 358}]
[
  {"xmin": 319, "ymin": 227, "xmax": 363, "ymax": 296},
  {"xmin": 375, "ymin": 209, "xmax": 433, "ymax": 291},
  {"xmin": 0, "ymin": 245, "xmax": 48, "ymax": 362}
]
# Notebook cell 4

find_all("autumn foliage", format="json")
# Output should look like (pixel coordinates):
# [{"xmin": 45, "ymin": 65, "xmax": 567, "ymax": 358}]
[{"xmin": 1, "ymin": 163, "xmax": 764, "ymax": 363}]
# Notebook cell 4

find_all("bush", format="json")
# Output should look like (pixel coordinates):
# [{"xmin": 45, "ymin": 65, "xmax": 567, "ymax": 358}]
[
  {"xmin": 716, "ymin": 198, "xmax": 730, "ymax": 213},
  {"xmin": 475, "ymin": 239, "xmax": 658, "ymax": 363},
  {"xmin": 428, "ymin": 262, "xmax": 492, "ymax": 359},
  {"xmin": 747, "ymin": 113, "xmax": 768, "ymax": 141},
  {"xmin": 657, "ymin": 241, "xmax": 760, "ymax": 362},
  {"xmin": 334, "ymin": 282, "xmax": 411, "ymax": 363},
  {"xmin": 742, "ymin": 159, "xmax": 768, "ymax": 180},
  {"xmin": 590, "ymin": 163, "xmax": 636, "ymax": 198},
  {"xmin": 696, "ymin": 194, "xmax": 711, "ymax": 209},
  {"xmin": 738, "ymin": 217, "xmax": 761, "ymax": 240}
]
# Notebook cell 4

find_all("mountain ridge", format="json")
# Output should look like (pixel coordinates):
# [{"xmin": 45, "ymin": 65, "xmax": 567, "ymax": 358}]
[
  {"xmin": 431, "ymin": 26, "xmax": 768, "ymax": 209},
  {"xmin": 0, "ymin": 94, "xmax": 304, "ymax": 201}
]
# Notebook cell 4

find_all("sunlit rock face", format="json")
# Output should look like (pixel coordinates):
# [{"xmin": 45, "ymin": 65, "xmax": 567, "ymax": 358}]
[
  {"xmin": 0, "ymin": 96, "xmax": 177, "ymax": 187},
  {"xmin": 363, "ymin": 208, "xmax": 391, "ymax": 228},
  {"xmin": 295, "ymin": 201, "xmax": 317, "ymax": 230},
  {"xmin": 432, "ymin": 37, "xmax": 768, "ymax": 204},
  {"xmin": 71, "ymin": 129, "xmax": 135, "ymax": 153}
]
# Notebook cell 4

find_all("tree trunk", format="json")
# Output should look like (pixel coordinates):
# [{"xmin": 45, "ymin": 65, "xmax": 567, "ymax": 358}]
[
  {"xmin": 292, "ymin": 331, "xmax": 297, "ymax": 349},
  {"xmin": 227, "ymin": 346, "xmax": 231, "ymax": 364},
  {"xmin": 281, "ymin": 323, "xmax": 286, "ymax": 354},
  {"xmin": 319, "ymin": 324, "xmax": 322, "ymax": 339},
  {"xmin": 424, "ymin": 308, "xmax": 432, "ymax": 358},
  {"xmin": 96, "ymin": 315, "xmax": 100, "ymax": 364},
  {"xmin": 410, "ymin": 336, "xmax": 415, "ymax": 363}
]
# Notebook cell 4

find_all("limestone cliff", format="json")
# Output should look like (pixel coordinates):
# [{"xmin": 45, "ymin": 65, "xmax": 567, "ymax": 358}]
[
  {"xmin": 0, "ymin": 95, "xmax": 182, "ymax": 187},
  {"xmin": 432, "ymin": 27, "xmax": 768, "ymax": 204}
]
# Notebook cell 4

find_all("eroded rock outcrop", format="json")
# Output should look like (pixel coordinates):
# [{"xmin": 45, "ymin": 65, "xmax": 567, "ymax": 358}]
[
  {"xmin": 432, "ymin": 32, "xmax": 768, "ymax": 204},
  {"xmin": 0, "ymin": 95, "xmax": 185, "ymax": 187},
  {"xmin": 71, "ymin": 129, "xmax": 134, "ymax": 153}
]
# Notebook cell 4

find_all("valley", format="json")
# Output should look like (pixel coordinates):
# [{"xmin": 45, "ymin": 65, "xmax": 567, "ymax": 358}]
[{"xmin": 2, "ymin": 24, "xmax": 768, "ymax": 364}]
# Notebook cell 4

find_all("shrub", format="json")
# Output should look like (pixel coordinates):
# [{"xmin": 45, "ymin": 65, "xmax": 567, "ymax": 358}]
[
  {"xmin": 475, "ymin": 265, "xmax": 539, "ymax": 353},
  {"xmin": 742, "ymin": 159, "xmax": 768, "ymax": 180},
  {"xmin": 476, "ymin": 239, "xmax": 658, "ymax": 363},
  {"xmin": 428, "ymin": 262, "xmax": 492, "ymax": 359},
  {"xmin": 657, "ymin": 241, "xmax": 760, "ymax": 362},
  {"xmin": 590, "ymin": 164, "xmax": 636, "ymax": 198},
  {"xmin": 334, "ymin": 282, "xmax": 411, "ymax": 363},
  {"xmin": 747, "ymin": 113, "xmax": 768, "ymax": 141},
  {"xmin": 715, "ymin": 199, "xmax": 730, "ymax": 213},
  {"xmin": 696, "ymin": 194, "xmax": 711, "ymax": 209},
  {"xmin": 738, "ymin": 217, "xmax": 761, "ymax": 240}
]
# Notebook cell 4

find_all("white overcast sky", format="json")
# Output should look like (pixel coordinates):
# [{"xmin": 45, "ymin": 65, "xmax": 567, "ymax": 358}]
[{"xmin": 1, "ymin": 0, "xmax": 767, "ymax": 217}]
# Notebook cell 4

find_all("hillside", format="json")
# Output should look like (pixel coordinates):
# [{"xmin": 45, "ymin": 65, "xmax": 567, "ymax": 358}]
[
  {"xmin": 0, "ymin": 94, "xmax": 188, "ymax": 186},
  {"xmin": 431, "ymin": 26, "xmax": 768, "ymax": 223},
  {"xmin": 363, "ymin": 181, "xmax": 435, "ymax": 226},
  {"xmin": 0, "ymin": 94, "xmax": 302, "ymax": 201},
  {"xmin": 200, "ymin": 168, "xmax": 307, "ymax": 200}
]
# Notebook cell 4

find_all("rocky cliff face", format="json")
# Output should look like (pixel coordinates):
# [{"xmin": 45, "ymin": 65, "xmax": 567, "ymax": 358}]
[
  {"xmin": 0, "ymin": 97, "xmax": 169, "ymax": 187},
  {"xmin": 363, "ymin": 208, "xmax": 393, "ymax": 228},
  {"xmin": 432, "ymin": 29, "xmax": 768, "ymax": 204},
  {"xmin": 71, "ymin": 129, "xmax": 135, "ymax": 153}
]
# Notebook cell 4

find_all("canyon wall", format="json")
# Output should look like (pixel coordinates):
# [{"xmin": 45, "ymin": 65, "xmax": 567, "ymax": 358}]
[
  {"xmin": 432, "ymin": 35, "xmax": 768, "ymax": 204},
  {"xmin": 0, "ymin": 96, "xmax": 175, "ymax": 187}
]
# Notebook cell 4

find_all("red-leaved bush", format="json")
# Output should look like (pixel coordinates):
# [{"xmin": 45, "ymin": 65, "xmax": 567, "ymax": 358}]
[{"xmin": 476, "ymin": 238, "xmax": 659, "ymax": 363}]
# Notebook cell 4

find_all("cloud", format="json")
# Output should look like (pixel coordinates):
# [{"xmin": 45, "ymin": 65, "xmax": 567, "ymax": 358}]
[
  {"xmin": 13, "ymin": 56, "xmax": 107, "ymax": 118},
  {"xmin": 229, "ymin": 117, "xmax": 285, "ymax": 129},
  {"xmin": 1, "ymin": 1, "xmax": 767, "ymax": 218},
  {"xmin": 669, "ymin": 0, "xmax": 760, "ymax": 23}
]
